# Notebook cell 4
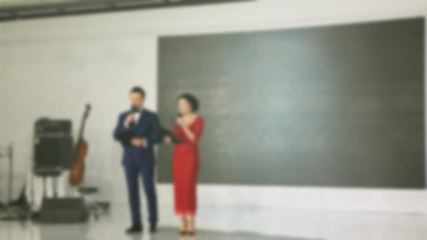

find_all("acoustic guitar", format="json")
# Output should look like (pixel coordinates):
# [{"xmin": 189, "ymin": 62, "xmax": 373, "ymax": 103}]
[{"xmin": 69, "ymin": 104, "xmax": 91, "ymax": 186}]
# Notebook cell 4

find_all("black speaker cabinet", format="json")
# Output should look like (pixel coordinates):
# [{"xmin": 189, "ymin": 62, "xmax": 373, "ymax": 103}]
[
  {"xmin": 34, "ymin": 118, "xmax": 74, "ymax": 172},
  {"xmin": 40, "ymin": 198, "xmax": 89, "ymax": 223}
]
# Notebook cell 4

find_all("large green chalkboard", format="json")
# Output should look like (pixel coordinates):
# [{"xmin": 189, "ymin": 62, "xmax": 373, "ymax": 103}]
[{"xmin": 157, "ymin": 18, "xmax": 425, "ymax": 188}]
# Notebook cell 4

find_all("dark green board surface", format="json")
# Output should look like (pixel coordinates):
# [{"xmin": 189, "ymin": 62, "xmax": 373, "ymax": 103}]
[{"xmin": 157, "ymin": 18, "xmax": 425, "ymax": 188}]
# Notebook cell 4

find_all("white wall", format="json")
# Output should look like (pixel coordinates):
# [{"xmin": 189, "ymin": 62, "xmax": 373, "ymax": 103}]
[
  {"xmin": 0, "ymin": 37, "xmax": 158, "ymax": 205},
  {"xmin": 0, "ymin": 0, "xmax": 426, "ymax": 213}
]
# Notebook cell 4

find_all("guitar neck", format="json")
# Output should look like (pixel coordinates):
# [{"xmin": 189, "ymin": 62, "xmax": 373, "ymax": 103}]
[
  {"xmin": 77, "ymin": 118, "xmax": 87, "ymax": 141},
  {"xmin": 77, "ymin": 104, "xmax": 91, "ymax": 142}
]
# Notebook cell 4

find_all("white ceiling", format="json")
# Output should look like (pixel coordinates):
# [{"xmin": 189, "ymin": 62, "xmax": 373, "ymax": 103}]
[
  {"xmin": 0, "ymin": 0, "xmax": 74, "ymax": 7},
  {"xmin": 0, "ymin": 0, "xmax": 160, "ymax": 7}
]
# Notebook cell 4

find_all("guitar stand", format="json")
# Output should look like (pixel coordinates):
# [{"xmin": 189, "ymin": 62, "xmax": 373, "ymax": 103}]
[{"xmin": 78, "ymin": 186, "xmax": 110, "ymax": 220}]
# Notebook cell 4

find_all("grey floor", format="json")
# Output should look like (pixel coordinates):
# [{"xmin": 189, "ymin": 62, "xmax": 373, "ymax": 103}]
[
  {"xmin": 2, "ymin": 205, "xmax": 427, "ymax": 240},
  {"xmin": 1, "ymin": 223, "xmax": 306, "ymax": 240}
]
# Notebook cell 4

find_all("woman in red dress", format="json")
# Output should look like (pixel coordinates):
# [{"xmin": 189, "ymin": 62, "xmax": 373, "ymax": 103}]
[{"xmin": 165, "ymin": 93, "xmax": 204, "ymax": 236}]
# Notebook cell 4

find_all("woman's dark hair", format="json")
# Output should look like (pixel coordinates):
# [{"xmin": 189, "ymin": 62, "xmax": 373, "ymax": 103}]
[{"xmin": 179, "ymin": 93, "xmax": 199, "ymax": 112}]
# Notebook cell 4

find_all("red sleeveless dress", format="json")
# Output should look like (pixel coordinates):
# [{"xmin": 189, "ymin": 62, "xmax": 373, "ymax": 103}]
[{"xmin": 172, "ymin": 116, "xmax": 204, "ymax": 216}]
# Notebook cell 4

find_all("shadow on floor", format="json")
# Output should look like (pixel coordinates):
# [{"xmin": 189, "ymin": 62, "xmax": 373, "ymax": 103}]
[
  {"xmin": 0, "ymin": 221, "xmax": 316, "ymax": 240},
  {"xmin": 147, "ymin": 227, "xmax": 311, "ymax": 240}
]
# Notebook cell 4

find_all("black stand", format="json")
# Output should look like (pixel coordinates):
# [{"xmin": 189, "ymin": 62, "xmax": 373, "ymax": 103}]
[
  {"xmin": 0, "ymin": 143, "xmax": 13, "ymax": 205},
  {"xmin": 0, "ymin": 143, "xmax": 30, "ymax": 221},
  {"xmin": 8, "ymin": 144, "xmax": 13, "ymax": 205},
  {"xmin": 0, "ymin": 143, "xmax": 14, "ymax": 204}
]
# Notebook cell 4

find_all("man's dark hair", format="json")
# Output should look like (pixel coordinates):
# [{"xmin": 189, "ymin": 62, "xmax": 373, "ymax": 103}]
[
  {"xmin": 130, "ymin": 86, "xmax": 145, "ymax": 97},
  {"xmin": 178, "ymin": 93, "xmax": 199, "ymax": 112}
]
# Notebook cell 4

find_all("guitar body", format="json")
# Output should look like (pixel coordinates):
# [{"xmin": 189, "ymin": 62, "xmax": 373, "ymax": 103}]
[
  {"xmin": 69, "ymin": 139, "xmax": 88, "ymax": 185},
  {"xmin": 69, "ymin": 104, "xmax": 91, "ymax": 186}
]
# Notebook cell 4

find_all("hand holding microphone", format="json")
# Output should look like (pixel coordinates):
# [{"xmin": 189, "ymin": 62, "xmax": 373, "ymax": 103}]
[
  {"xmin": 176, "ymin": 116, "xmax": 187, "ymax": 127},
  {"xmin": 125, "ymin": 114, "xmax": 135, "ymax": 127},
  {"xmin": 125, "ymin": 105, "xmax": 140, "ymax": 127}
]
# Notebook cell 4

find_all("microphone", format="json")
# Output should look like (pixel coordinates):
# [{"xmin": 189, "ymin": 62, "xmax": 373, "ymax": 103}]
[{"xmin": 176, "ymin": 113, "xmax": 183, "ymax": 128}]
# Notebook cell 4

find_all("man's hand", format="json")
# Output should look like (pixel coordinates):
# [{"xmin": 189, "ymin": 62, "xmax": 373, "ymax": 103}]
[
  {"xmin": 131, "ymin": 138, "xmax": 146, "ymax": 147},
  {"xmin": 125, "ymin": 114, "xmax": 135, "ymax": 127},
  {"xmin": 164, "ymin": 136, "xmax": 172, "ymax": 144}
]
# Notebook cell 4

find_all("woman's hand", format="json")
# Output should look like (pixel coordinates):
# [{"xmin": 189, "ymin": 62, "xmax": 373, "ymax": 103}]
[
  {"xmin": 177, "ymin": 117, "xmax": 187, "ymax": 127},
  {"xmin": 164, "ymin": 136, "xmax": 172, "ymax": 144}
]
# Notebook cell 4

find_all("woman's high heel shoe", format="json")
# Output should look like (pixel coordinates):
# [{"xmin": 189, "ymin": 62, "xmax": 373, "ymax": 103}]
[
  {"xmin": 178, "ymin": 219, "xmax": 187, "ymax": 236},
  {"xmin": 187, "ymin": 221, "xmax": 195, "ymax": 236}
]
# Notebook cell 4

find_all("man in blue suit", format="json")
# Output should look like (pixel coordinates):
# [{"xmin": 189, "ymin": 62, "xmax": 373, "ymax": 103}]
[{"xmin": 113, "ymin": 86, "xmax": 162, "ymax": 234}]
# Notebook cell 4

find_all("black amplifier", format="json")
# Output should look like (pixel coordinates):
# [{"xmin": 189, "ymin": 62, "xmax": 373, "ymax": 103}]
[{"xmin": 34, "ymin": 118, "xmax": 74, "ymax": 173}]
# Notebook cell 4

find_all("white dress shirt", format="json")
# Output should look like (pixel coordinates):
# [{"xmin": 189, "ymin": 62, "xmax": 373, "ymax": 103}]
[{"xmin": 125, "ymin": 106, "xmax": 147, "ymax": 147}]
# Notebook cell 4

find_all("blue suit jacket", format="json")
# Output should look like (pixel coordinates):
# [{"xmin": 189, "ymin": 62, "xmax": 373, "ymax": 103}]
[{"xmin": 113, "ymin": 109, "xmax": 162, "ymax": 166}]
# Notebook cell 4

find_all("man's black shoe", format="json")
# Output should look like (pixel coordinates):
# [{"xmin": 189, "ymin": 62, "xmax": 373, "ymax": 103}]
[
  {"xmin": 150, "ymin": 224, "xmax": 157, "ymax": 233},
  {"xmin": 126, "ymin": 225, "xmax": 143, "ymax": 234}
]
